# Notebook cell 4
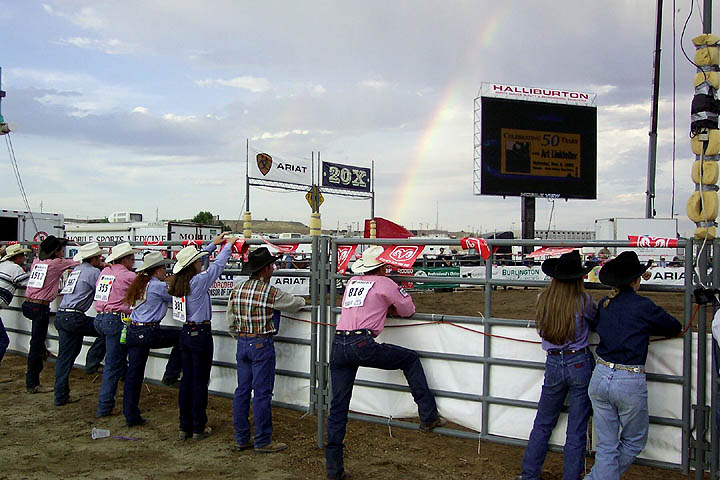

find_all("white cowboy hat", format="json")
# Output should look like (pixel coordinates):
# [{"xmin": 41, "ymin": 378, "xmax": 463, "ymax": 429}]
[
  {"xmin": 73, "ymin": 242, "xmax": 105, "ymax": 262},
  {"xmin": 173, "ymin": 245, "xmax": 209, "ymax": 274},
  {"xmin": 137, "ymin": 251, "xmax": 173, "ymax": 272},
  {"xmin": 350, "ymin": 245, "xmax": 386, "ymax": 274},
  {"xmin": 105, "ymin": 242, "xmax": 139, "ymax": 263},
  {"xmin": 1, "ymin": 243, "xmax": 32, "ymax": 262}
]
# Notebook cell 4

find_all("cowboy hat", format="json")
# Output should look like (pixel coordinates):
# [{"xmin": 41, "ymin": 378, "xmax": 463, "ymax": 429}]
[
  {"xmin": 350, "ymin": 245, "xmax": 386, "ymax": 274},
  {"xmin": 137, "ymin": 251, "xmax": 173, "ymax": 272},
  {"xmin": 38, "ymin": 235, "xmax": 69, "ymax": 260},
  {"xmin": 173, "ymin": 245, "xmax": 209, "ymax": 274},
  {"xmin": 1, "ymin": 243, "xmax": 32, "ymax": 262},
  {"xmin": 105, "ymin": 242, "xmax": 139, "ymax": 263},
  {"xmin": 240, "ymin": 247, "xmax": 280, "ymax": 275},
  {"xmin": 541, "ymin": 250, "xmax": 593, "ymax": 281},
  {"xmin": 73, "ymin": 242, "xmax": 105, "ymax": 262},
  {"xmin": 598, "ymin": 251, "xmax": 652, "ymax": 287}
]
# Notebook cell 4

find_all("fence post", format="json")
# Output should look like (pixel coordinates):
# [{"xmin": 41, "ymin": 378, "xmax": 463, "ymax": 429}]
[
  {"xmin": 695, "ymin": 242, "xmax": 710, "ymax": 479},
  {"xmin": 711, "ymin": 239, "xmax": 720, "ymax": 478},
  {"xmin": 683, "ymin": 239, "xmax": 694, "ymax": 475},
  {"xmin": 317, "ymin": 236, "xmax": 329, "ymax": 447},
  {"xmin": 481, "ymin": 246, "xmax": 493, "ymax": 439}
]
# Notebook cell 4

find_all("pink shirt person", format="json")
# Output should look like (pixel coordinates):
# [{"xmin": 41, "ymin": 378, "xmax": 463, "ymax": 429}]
[
  {"xmin": 94, "ymin": 263, "xmax": 136, "ymax": 315},
  {"xmin": 26, "ymin": 257, "xmax": 79, "ymax": 302}
]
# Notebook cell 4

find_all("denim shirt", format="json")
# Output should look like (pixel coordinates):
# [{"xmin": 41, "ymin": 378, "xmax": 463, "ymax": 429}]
[
  {"xmin": 59, "ymin": 262, "xmax": 101, "ymax": 312},
  {"xmin": 185, "ymin": 242, "xmax": 232, "ymax": 324},
  {"xmin": 130, "ymin": 277, "xmax": 173, "ymax": 324},
  {"xmin": 594, "ymin": 287, "xmax": 681, "ymax": 365}
]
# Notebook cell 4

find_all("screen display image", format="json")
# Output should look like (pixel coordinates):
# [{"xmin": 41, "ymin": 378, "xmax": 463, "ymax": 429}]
[{"xmin": 479, "ymin": 96, "xmax": 597, "ymax": 199}]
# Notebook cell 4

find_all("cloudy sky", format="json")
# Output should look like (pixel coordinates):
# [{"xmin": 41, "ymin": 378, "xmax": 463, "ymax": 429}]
[{"xmin": 0, "ymin": 1, "xmax": 716, "ymax": 237}]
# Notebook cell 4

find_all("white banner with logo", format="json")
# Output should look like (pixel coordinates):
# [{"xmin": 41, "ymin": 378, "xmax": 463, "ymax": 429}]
[
  {"xmin": 231, "ymin": 271, "xmax": 310, "ymax": 296},
  {"xmin": 249, "ymin": 152, "xmax": 312, "ymax": 186}
]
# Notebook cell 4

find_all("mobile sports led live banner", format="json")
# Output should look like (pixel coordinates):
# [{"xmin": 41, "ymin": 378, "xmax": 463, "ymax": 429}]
[
  {"xmin": 250, "ymin": 152, "xmax": 312, "ymax": 186},
  {"xmin": 321, "ymin": 161, "xmax": 372, "ymax": 192}
]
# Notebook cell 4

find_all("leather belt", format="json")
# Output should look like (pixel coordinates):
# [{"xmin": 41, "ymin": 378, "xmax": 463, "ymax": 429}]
[
  {"xmin": 236, "ymin": 332, "xmax": 271, "ymax": 338},
  {"xmin": 547, "ymin": 346, "xmax": 590, "ymax": 356},
  {"xmin": 597, "ymin": 357, "xmax": 645, "ymax": 374},
  {"xmin": 26, "ymin": 298, "xmax": 50, "ymax": 305},
  {"xmin": 131, "ymin": 321, "xmax": 161, "ymax": 327},
  {"xmin": 335, "ymin": 329, "xmax": 372, "ymax": 336},
  {"xmin": 185, "ymin": 320, "xmax": 211, "ymax": 326}
]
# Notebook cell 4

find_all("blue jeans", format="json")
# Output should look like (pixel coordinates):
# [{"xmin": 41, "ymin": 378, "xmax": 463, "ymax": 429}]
[
  {"xmin": 123, "ymin": 324, "xmax": 181, "ymax": 425},
  {"xmin": 21, "ymin": 301, "xmax": 50, "ymax": 389},
  {"xmin": 521, "ymin": 349, "xmax": 594, "ymax": 480},
  {"xmin": 94, "ymin": 313, "xmax": 128, "ymax": 416},
  {"xmin": 585, "ymin": 362, "xmax": 648, "ymax": 480},
  {"xmin": 53, "ymin": 311, "xmax": 104, "ymax": 405},
  {"xmin": 178, "ymin": 323, "xmax": 213, "ymax": 434},
  {"xmin": 325, "ymin": 332, "xmax": 438, "ymax": 477},
  {"xmin": 233, "ymin": 336, "xmax": 276, "ymax": 448},
  {"xmin": 0, "ymin": 315, "xmax": 9, "ymax": 364}
]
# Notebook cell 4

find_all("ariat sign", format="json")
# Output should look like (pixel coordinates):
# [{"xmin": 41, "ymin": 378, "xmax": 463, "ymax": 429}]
[{"xmin": 250, "ymin": 152, "xmax": 312, "ymax": 186}]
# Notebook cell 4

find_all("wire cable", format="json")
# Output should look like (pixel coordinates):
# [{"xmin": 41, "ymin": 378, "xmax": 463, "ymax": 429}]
[{"xmin": 5, "ymin": 133, "xmax": 38, "ymax": 234}]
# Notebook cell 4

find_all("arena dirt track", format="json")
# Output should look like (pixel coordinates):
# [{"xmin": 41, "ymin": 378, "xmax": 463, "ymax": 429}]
[{"xmin": 0, "ymin": 289, "xmax": 704, "ymax": 479}]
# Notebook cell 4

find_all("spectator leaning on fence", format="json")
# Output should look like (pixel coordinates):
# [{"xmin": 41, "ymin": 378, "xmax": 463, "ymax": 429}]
[
  {"xmin": 122, "ymin": 251, "xmax": 181, "ymax": 428},
  {"xmin": 226, "ymin": 247, "xmax": 306, "ymax": 454},
  {"xmin": 516, "ymin": 250, "xmax": 596, "ymax": 480},
  {"xmin": 22, "ymin": 236, "xmax": 79, "ymax": 394},
  {"xmin": 0, "ymin": 244, "xmax": 31, "ymax": 370},
  {"xmin": 93, "ymin": 241, "xmax": 139, "ymax": 417},
  {"xmin": 53, "ymin": 242, "xmax": 108, "ymax": 407},
  {"xmin": 167, "ymin": 232, "xmax": 234, "ymax": 441},
  {"xmin": 584, "ymin": 251, "xmax": 681, "ymax": 480},
  {"xmin": 325, "ymin": 245, "xmax": 446, "ymax": 480}
]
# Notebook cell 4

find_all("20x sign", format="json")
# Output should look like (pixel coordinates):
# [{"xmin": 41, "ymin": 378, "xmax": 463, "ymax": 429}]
[{"xmin": 322, "ymin": 161, "xmax": 371, "ymax": 192}]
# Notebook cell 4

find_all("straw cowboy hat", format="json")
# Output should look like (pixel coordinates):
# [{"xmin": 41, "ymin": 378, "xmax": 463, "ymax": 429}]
[
  {"xmin": 38, "ymin": 235, "xmax": 69, "ymax": 260},
  {"xmin": 137, "ymin": 251, "xmax": 173, "ymax": 273},
  {"xmin": 73, "ymin": 242, "xmax": 105, "ymax": 262},
  {"xmin": 173, "ymin": 245, "xmax": 209, "ymax": 274},
  {"xmin": 598, "ymin": 251, "xmax": 652, "ymax": 287},
  {"xmin": 1, "ymin": 243, "xmax": 32, "ymax": 262},
  {"xmin": 350, "ymin": 245, "xmax": 386, "ymax": 274},
  {"xmin": 240, "ymin": 247, "xmax": 280, "ymax": 275},
  {"xmin": 541, "ymin": 250, "xmax": 593, "ymax": 281},
  {"xmin": 105, "ymin": 242, "xmax": 139, "ymax": 263}
]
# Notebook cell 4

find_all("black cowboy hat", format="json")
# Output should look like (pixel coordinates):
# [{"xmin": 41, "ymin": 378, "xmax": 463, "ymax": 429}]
[
  {"xmin": 240, "ymin": 247, "xmax": 280, "ymax": 275},
  {"xmin": 541, "ymin": 250, "xmax": 593, "ymax": 281},
  {"xmin": 38, "ymin": 235, "xmax": 69, "ymax": 260},
  {"xmin": 598, "ymin": 251, "xmax": 652, "ymax": 287}
]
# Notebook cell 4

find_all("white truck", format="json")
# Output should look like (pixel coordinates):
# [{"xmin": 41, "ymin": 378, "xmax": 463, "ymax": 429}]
[
  {"xmin": 0, "ymin": 209, "xmax": 65, "ymax": 242},
  {"xmin": 594, "ymin": 217, "xmax": 679, "ymax": 262}
]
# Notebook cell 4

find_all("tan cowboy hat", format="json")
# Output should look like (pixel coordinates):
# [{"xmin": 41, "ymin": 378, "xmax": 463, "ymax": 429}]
[
  {"xmin": 105, "ymin": 242, "xmax": 139, "ymax": 263},
  {"xmin": 137, "ymin": 251, "xmax": 173, "ymax": 272},
  {"xmin": 73, "ymin": 242, "xmax": 105, "ymax": 262},
  {"xmin": 1, "ymin": 243, "xmax": 32, "ymax": 262},
  {"xmin": 173, "ymin": 245, "xmax": 209, "ymax": 274},
  {"xmin": 350, "ymin": 245, "xmax": 386, "ymax": 274}
]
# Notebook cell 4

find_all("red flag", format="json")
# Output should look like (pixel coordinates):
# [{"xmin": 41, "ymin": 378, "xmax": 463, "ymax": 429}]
[
  {"xmin": 627, "ymin": 235, "xmax": 678, "ymax": 248},
  {"xmin": 377, "ymin": 245, "xmax": 425, "ymax": 268},
  {"xmin": 364, "ymin": 217, "xmax": 413, "ymax": 238},
  {"xmin": 260, "ymin": 234, "xmax": 299, "ymax": 253},
  {"xmin": 336, "ymin": 245, "xmax": 358, "ymax": 274},
  {"xmin": 182, "ymin": 240, "xmax": 203, "ymax": 247},
  {"xmin": 460, "ymin": 237, "xmax": 494, "ymax": 260},
  {"xmin": 143, "ymin": 240, "xmax": 164, "ymax": 246}
]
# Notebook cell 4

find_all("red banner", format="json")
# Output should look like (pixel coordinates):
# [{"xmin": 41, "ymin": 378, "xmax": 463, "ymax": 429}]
[
  {"xmin": 377, "ymin": 245, "xmax": 425, "ymax": 269},
  {"xmin": 335, "ymin": 245, "xmax": 358, "ymax": 274},
  {"xmin": 181, "ymin": 240, "xmax": 203, "ymax": 247},
  {"xmin": 627, "ymin": 235, "xmax": 678, "ymax": 248},
  {"xmin": 260, "ymin": 235, "xmax": 299, "ymax": 253},
  {"xmin": 460, "ymin": 237, "xmax": 493, "ymax": 260}
]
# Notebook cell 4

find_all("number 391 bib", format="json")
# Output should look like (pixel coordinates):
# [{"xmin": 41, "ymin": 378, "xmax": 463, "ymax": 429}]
[
  {"xmin": 172, "ymin": 296, "xmax": 187, "ymax": 322},
  {"xmin": 342, "ymin": 280, "xmax": 375, "ymax": 308}
]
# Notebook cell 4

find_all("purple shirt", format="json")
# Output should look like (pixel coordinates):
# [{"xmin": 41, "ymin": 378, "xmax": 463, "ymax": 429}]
[
  {"xmin": 94, "ymin": 263, "xmax": 136, "ymax": 314},
  {"xmin": 130, "ymin": 276, "xmax": 172, "ymax": 323},
  {"xmin": 26, "ymin": 257, "xmax": 79, "ymax": 302},
  {"xmin": 541, "ymin": 292, "xmax": 597, "ymax": 351},
  {"xmin": 185, "ymin": 243, "xmax": 232, "ymax": 323},
  {"xmin": 337, "ymin": 275, "xmax": 415, "ymax": 337}
]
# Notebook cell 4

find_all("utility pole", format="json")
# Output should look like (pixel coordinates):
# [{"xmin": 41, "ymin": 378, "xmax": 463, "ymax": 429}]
[{"xmin": 645, "ymin": 0, "xmax": 663, "ymax": 218}]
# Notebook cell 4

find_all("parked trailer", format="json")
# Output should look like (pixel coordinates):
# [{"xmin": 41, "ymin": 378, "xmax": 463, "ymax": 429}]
[
  {"xmin": 594, "ymin": 217, "xmax": 679, "ymax": 261},
  {"xmin": 0, "ymin": 209, "xmax": 64, "ymax": 242}
]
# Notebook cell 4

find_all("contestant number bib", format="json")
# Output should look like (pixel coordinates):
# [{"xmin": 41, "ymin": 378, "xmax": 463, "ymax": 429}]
[
  {"xmin": 94, "ymin": 275, "xmax": 116, "ymax": 302},
  {"xmin": 27, "ymin": 264, "xmax": 49, "ymax": 289},
  {"xmin": 60, "ymin": 270, "xmax": 81, "ymax": 295},
  {"xmin": 172, "ymin": 296, "xmax": 187, "ymax": 322},
  {"xmin": 342, "ymin": 280, "xmax": 375, "ymax": 308}
]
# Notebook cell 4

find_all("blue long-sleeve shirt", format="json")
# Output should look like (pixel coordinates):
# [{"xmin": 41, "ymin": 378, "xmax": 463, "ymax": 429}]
[
  {"xmin": 593, "ymin": 287, "xmax": 682, "ymax": 365},
  {"xmin": 130, "ymin": 276, "xmax": 173, "ymax": 323},
  {"xmin": 59, "ymin": 262, "xmax": 101, "ymax": 312},
  {"xmin": 185, "ymin": 242, "xmax": 232, "ymax": 324}
]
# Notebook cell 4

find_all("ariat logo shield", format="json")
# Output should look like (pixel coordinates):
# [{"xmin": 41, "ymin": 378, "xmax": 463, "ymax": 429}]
[{"xmin": 257, "ymin": 153, "xmax": 273, "ymax": 176}]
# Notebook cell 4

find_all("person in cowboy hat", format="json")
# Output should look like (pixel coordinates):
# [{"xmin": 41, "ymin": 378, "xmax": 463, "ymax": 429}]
[
  {"xmin": 226, "ymin": 247, "xmax": 305, "ymax": 454},
  {"xmin": 584, "ymin": 251, "xmax": 681, "ymax": 479},
  {"xmin": 0, "ymin": 244, "xmax": 32, "ymax": 368},
  {"xmin": 53, "ymin": 242, "xmax": 108, "ymax": 406},
  {"xmin": 325, "ymin": 245, "xmax": 445, "ymax": 480},
  {"xmin": 516, "ymin": 250, "xmax": 596, "ymax": 480},
  {"xmin": 122, "ymin": 251, "xmax": 182, "ymax": 427},
  {"xmin": 22, "ymin": 235, "xmax": 79, "ymax": 393},
  {"xmin": 167, "ymin": 232, "xmax": 236, "ymax": 440},
  {"xmin": 93, "ymin": 241, "xmax": 139, "ymax": 417}
]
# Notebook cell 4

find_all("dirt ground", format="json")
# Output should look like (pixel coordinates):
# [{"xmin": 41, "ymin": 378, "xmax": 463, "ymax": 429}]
[{"xmin": 0, "ymin": 289, "xmax": 703, "ymax": 480}]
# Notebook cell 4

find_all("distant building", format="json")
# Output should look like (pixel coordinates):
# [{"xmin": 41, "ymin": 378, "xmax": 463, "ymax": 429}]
[{"xmin": 536, "ymin": 229, "xmax": 595, "ymax": 241}]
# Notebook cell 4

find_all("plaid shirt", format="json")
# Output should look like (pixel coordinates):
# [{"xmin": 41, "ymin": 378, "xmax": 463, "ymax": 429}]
[{"xmin": 228, "ymin": 278, "xmax": 280, "ymax": 334}]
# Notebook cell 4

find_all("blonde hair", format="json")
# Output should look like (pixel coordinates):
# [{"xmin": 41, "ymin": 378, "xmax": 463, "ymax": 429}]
[{"xmin": 535, "ymin": 278, "xmax": 586, "ymax": 345}]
